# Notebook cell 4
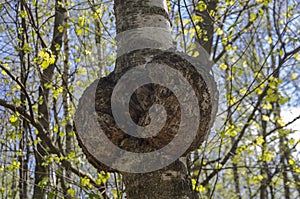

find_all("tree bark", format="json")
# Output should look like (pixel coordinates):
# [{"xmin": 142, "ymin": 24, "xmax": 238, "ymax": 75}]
[
  {"xmin": 123, "ymin": 159, "xmax": 197, "ymax": 199},
  {"xmin": 18, "ymin": 2, "xmax": 29, "ymax": 197},
  {"xmin": 194, "ymin": 0, "xmax": 217, "ymax": 55},
  {"xmin": 34, "ymin": 0, "xmax": 66, "ymax": 198},
  {"xmin": 113, "ymin": 0, "xmax": 207, "ymax": 198},
  {"xmin": 76, "ymin": 0, "xmax": 217, "ymax": 198},
  {"xmin": 61, "ymin": 12, "xmax": 73, "ymax": 198}
]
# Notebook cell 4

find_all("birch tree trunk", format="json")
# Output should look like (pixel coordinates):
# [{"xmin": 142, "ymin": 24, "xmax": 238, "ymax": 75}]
[
  {"xmin": 76, "ymin": 0, "xmax": 216, "ymax": 198},
  {"xmin": 113, "ymin": 1, "xmax": 198, "ymax": 198}
]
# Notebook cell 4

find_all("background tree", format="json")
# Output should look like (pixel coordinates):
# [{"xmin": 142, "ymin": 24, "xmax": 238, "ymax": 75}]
[{"xmin": 0, "ymin": 0, "xmax": 299, "ymax": 198}]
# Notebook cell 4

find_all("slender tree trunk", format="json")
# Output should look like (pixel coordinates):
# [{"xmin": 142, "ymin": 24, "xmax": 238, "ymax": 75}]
[
  {"xmin": 18, "ymin": 2, "xmax": 29, "ymax": 198},
  {"xmin": 61, "ymin": 11, "xmax": 73, "ymax": 198},
  {"xmin": 92, "ymin": 0, "xmax": 107, "ymax": 76},
  {"xmin": 267, "ymin": 11, "xmax": 290, "ymax": 195},
  {"xmin": 34, "ymin": 0, "xmax": 66, "ymax": 198},
  {"xmin": 224, "ymin": 62, "xmax": 241, "ymax": 199},
  {"xmin": 276, "ymin": 103, "xmax": 290, "ymax": 199},
  {"xmin": 265, "ymin": 7, "xmax": 289, "ymax": 199},
  {"xmin": 260, "ymin": 117, "xmax": 267, "ymax": 199},
  {"xmin": 194, "ymin": 0, "xmax": 217, "ymax": 55}
]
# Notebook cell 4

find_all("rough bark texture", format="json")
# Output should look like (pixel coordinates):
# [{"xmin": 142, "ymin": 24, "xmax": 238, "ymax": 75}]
[
  {"xmin": 195, "ymin": 0, "xmax": 217, "ymax": 54},
  {"xmin": 122, "ymin": 159, "xmax": 197, "ymax": 199},
  {"xmin": 75, "ymin": 0, "xmax": 217, "ymax": 198},
  {"xmin": 94, "ymin": 48, "xmax": 215, "ymax": 153}
]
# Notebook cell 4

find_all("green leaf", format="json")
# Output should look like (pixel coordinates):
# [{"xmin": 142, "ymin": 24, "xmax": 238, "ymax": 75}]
[
  {"xmin": 67, "ymin": 189, "xmax": 75, "ymax": 197},
  {"xmin": 9, "ymin": 115, "xmax": 18, "ymax": 123},
  {"xmin": 197, "ymin": 1, "xmax": 207, "ymax": 12}
]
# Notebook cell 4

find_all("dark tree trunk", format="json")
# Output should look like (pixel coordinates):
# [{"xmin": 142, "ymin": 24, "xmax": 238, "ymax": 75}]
[{"xmin": 34, "ymin": 0, "xmax": 66, "ymax": 198}]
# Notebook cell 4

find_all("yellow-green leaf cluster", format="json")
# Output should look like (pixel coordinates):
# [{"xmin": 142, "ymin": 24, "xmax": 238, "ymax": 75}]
[
  {"xmin": 67, "ymin": 189, "xmax": 75, "ymax": 197},
  {"xmin": 80, "ymin": 177, "xmax": 93, "ymax": 188},
  {"xmin": 261, "ymin": 151, "xmax": 275, "ymax": 162},
  {"xmin": 191, "ymin": 179, "xmax": 206, "ymax": 192},
  {"xmin": 225, "ymin": 124, "xmax": 238, "ymax": 137},
  {"xmin": 96, "ymin": 171, "xmax": 111, "ymax": 185},
  {"xmin": 197, "ymin": 1, "xmax": 207, "ymax": 12},
  {"xmin": 252, "ymin": 175, "xmax": 264, "ymax": 183},
  {"xmin": 37, "ymin": 49, "xmax": 55, "ymax": 70}
]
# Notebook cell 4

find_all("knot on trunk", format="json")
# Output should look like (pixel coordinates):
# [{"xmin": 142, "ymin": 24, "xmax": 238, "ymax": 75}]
[{"xmin": 75, "ymin": 49, "xmax": 218, "ymax": 172}]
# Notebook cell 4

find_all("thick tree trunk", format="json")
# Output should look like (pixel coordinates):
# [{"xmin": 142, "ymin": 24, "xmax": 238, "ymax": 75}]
[
  {"xmin": 114, "ymin": 1, "xmax": 197, "ymax": 198},
  {"xmin": 76, "ymin": 1, "xmax": 216, "ymax": 198},
  {"xmin": 123, "ymin": 159, "xmax": 197, "ymax": 199}
]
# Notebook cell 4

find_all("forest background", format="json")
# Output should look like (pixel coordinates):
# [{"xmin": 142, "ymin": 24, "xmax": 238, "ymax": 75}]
[{"xmin": 0, "ymin": 0, "xmax": 300, "ymax": 198}]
